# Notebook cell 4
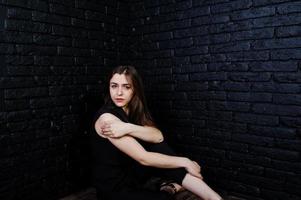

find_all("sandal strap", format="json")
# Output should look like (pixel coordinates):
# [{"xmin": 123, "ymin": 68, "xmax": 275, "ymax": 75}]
[{"xmin": 160, "ymin": 182, "xmax": 178, "ymax": 194}]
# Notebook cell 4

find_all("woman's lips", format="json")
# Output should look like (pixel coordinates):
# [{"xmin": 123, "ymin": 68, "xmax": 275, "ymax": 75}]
[{"xmin": 115, "ymin": 98, "xmax": 124, "ymax": 102}]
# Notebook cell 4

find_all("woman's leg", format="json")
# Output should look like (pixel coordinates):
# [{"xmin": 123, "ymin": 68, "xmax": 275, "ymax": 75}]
[
  {"xmin": 144, "ymin": 142, "xmax": 222, "ymax": 199},
  {"xmin": 182, "ymin": 173, "xmax": 222, "ymax": 200}
]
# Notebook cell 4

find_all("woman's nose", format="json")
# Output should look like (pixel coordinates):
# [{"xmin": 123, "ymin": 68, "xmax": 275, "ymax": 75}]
[{"xmin": 117, "ymin": 88, "xmax": 122, "ymax": 95}]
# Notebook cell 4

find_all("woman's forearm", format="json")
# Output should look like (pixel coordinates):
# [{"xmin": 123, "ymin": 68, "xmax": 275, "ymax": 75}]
[
  {"xmin": 139, "ymin": 151, "xmax": 189, "ymax": 168},
  {"xmin": 126, "ymin": 123, "xmax": 164, "ymax": 143}
]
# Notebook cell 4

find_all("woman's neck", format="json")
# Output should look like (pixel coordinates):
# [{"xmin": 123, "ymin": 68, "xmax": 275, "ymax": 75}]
[{"xmin": 122, "ymin": 106, "xmax": 129, "ymax": 115}]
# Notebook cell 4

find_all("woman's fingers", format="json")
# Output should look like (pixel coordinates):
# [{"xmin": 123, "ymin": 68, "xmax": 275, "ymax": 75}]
[{"xmin": 192, "ymin": 161, "xmax": 201, "ymax": 172}]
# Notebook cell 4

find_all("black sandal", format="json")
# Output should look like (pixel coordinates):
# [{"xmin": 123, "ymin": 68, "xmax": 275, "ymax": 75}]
[{"xmin": 159, "ymin": 180, "xmax": 178, "ymax": 195}]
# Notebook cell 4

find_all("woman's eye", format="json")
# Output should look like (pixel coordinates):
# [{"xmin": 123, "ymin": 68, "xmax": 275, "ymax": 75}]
[{"xmin": 111, "ymin": 85, "xmax": 117, "ymax": 88}]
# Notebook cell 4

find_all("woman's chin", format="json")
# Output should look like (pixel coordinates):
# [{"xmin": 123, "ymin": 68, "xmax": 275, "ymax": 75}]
[{"xmin": 114, "ymin": 102, "xmax": 126, "ymax": 107}]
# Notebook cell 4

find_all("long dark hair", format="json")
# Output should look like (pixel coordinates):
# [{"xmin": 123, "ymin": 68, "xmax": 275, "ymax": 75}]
[{"xmin": 104, "ymin": 65, "xmax": 155, "ymax": 126}]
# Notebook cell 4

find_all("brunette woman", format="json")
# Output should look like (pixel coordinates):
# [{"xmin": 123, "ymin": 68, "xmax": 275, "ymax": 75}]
[{"xmin": 90, "ymin": 65, "xmax": 222, "ymax": 200}]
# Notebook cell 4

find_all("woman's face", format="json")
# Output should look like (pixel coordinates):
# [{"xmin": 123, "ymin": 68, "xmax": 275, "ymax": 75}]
[{"xmin": 109, "ymin": 73, "xmax": 134, "ymax": 111}]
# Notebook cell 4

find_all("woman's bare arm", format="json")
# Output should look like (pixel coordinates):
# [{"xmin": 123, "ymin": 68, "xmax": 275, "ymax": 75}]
[
  {"xmin": 95, "ymin": 113, "xmax": 163, "ymax": 143},
  {"xmin": 95, "ymin": 114, "xmax": 202, "ymax": 178}
]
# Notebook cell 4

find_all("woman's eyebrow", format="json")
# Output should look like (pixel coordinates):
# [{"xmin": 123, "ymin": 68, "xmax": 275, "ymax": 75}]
[{"xmin": 110, "ymin": 82, "xmax": 131, "ymax": 86}]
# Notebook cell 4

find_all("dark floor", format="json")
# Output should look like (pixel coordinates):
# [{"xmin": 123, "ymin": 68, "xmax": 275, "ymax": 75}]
[
  {"xmin": 59, "ymin": 187, "xmax": 246, "ymax": 200},
  {"xmin": 59, "ymin": 188, "xmax": 97, "ymax": 200}
]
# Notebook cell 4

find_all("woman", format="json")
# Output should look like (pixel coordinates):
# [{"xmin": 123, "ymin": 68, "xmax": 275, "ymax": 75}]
[{"xmin": 91, "ymin": 65, "xmax": 222, "ymax": 200}]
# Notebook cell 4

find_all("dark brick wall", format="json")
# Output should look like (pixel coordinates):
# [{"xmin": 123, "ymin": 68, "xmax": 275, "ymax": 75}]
[
  {"xmin": 1, "ymin": 1, "xmax": 301, "ymax": 200},
  {"xmin": 127, "ymin": 1, "xmax": 301, "ymax": 200},
  {"xmin": 0, "ymin": 1, "xmax": 128, "ymax": 200}
]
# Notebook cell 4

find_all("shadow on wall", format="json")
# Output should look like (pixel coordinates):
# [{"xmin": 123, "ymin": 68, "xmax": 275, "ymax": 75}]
[{"xmin": 66, "ymin": 93, "xmax": 104, "ymax": 192}]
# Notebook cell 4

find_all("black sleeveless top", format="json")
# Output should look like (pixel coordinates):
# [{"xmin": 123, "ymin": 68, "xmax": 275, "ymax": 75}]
[{"xmin": 90, "ymin": 103, "xmax": 140, "ymax": 194}]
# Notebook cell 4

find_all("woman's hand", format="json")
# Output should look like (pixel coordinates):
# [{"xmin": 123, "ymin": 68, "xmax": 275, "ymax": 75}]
[
  {"xmin": 184, "ymin": 159, "xmax": 203, "ymax": 179},
  {"xmin": 101, "ymin": 121, "xmax": 130, "ymax": 138}
]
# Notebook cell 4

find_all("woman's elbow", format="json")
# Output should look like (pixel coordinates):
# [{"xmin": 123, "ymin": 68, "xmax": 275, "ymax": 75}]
[
  {"xmin": 139, "ymin": 158, "xmax": 150, "ymax": 166},
  {"xmin": 155, "ymin": 131, "xmax": 164, "ymax": 143},
  {"xmin": 137, "ymin": 153, "xmax": 151, "ymax": 166}
]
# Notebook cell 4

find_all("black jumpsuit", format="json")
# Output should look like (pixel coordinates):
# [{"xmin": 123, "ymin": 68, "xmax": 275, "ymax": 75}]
[{"xmin": 90, "ymin": 104, "xmax": 187, "ymax": 200}]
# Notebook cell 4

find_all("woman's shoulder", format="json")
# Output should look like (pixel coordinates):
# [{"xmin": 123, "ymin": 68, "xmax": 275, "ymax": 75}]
[{"xmin": 94, "ymin": 103, "xmax": 128, "ymax": 122}]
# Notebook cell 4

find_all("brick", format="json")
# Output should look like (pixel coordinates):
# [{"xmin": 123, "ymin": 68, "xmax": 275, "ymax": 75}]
[
  {"xmin": 231, "ymin": 7, "xmax": 275, "ymax": 21},
  {"xmin": 192, "ymin": 15, "xmax": 229, "ymax": 26},
  {"xmin": 273, "ymin": 94, "xmax": 301, "ymax": 106},
  {"xmin": 275, "ymin": 139, "xmax": 301, "ymax": 151},
  {"xmin": 234, "ymin": 113, "xmax": 279, "ymax": 125},
  {"xmin": 190, "ymin": 72, "xmax": 227, "ymax": 81},
  {"xmin": 263, "ymin": 189, "xmax": 300, "ymax": 200},
  {"xmin": 208, "ymin": 62, "xmax": 248, "ymax": 72},
  {"xmin": 0, "ymin": 77, "xmax": 35, "ymax": 88},
  {"xmin": 4, "ymin": 99, "xmax": 29, "ymax": 111},
  {"xmin": 144, "ymin": 31, "xmax": 172, "ymax": 41},
  {"xmin": 280, "ymin": 117, "xmax": 301, "ymax": 127},
  {"xmin": 4, "ymin": 87, "xmax": 48, "ymax": 99},
  {"xmin": 253, "ymin": 37, "xmax": 301, "ymax": 50},
  {"xmin": 175, "ymin": 46, "xmax": 208, "ymax": 56},
  {"xmin": 207, "ymin": 120, "xmax": 247, "ymax": 133},
  {"xmin": 237, "ymin": 173, "xmax": 285, "ymax": 191},
  {"xmin": 271, "ymin": 48, "xmax": 301, "ymax": 60},
  {"xmin": 226, "ymin": 51, "xmax": 269, "ymax": 61},
  {"xmin": 209, "ymin": 33, "xmax": 231, "ymax": 44},
  {"xmin": 57, "ymin": 47, "xmax": 91, "ymax": 56},
  {"xmin": 176, "ymin": 6, "xmax": 210, "ymax": 18},
  {"xmin": 249, "ymin": 125, "xmax": 296, "ymax": 139},
  {"xmin": 232, "ymin": 133, "xmax": 274, "ymax": 146},
  {"xmin": 251, "ymin": 83, "xmax": 301, "ymax": 94},
  {"xmin": 174, "ymin": 26, "xmax": 209, "ymax": 39},
  {"xmin": 249, "ymin": 61, "xmax": 298, "ymax": 72},
  {"xmin": 177, "ymin": 0, "xmax": 193, "ymax": 10},
  {"xmin": 252, "ymin": 13, "xmax": 301, "ymax": 28},
  {"xmin": 5, "ymin": 19, "xmax": 34, "ymax": 32},
  {"xmin": 252, "ymin": 103, "xmax": 301, "ymax": 117},
  {"xmin": 175, "ymin": 19, "xmax": 191, "ymax": 29},
  {"xmin": 276, "ymin": 25, "xmax": 301, "ymax": 37},
  {"xmin": 189, "ymin": 91, "xmax": 226, "ymax": 100},
  {"xmin": 50, "ymin": 3, "xmax": 84, "ymax": 18},
  {"xmin": 33, "ymin": 34, "xmax": 72, "ymax": 46},
  {"xmin": 208, "ymin": 100, "xmax": 250, "ymax": 112},
  {"xmin": 178, "ymin": 64, "xmax": 207, "ymax": 73},
  {"xmin": 158, "ymin": 40, "xmax": 175, "ymax": 49},
  {"xmin": 228, "ymin": 72, "xmax": 270, "ymax": 82},
  {"xmin": 7, "ymin": 8, "xmax": 31, "ymax": 20},
  {"xmin": 223, "ymin": 82, "xmax": 251, "ymax": 92},
  {"xmin": 277, "ymin": 2, "xmax": 301, "ymax": 14},
  {"xmin": 227, "ymin": 92, "xmax": 272, "ymax": 102},
  {"xmin": 53, "ymin": 56, "xmax": 74, "ymax": 66},
  {"xmin": 211, "ymin": 0, "xmax": 252, "ymax": 14},
  {"xmin": 191, "ymin": 53, "xmax": 227, "ymax": 63},
  {"xmin": 7, "ymin": 110, "xmax": 32, "ymax": 122},
  {"xmin": 249, "ymin": 146, "xmax": 299, "ymax": 161},
  {"xmin": 28, "ymin": 0, "xmax": 49, "ymax": 12},
  {"xmin": 208, "ymin": 110, "xmax": 233, "ymax": 121},
  {"xmin": 274, "ymin": 73, "xmax": 301, "ymax": 83},
  {"xmin": 210, "ymin": 41, "xmax": 250, "ymax": 53},
  {"xmin": 85, "ymin": 10, "xmax": 105, "ymax": 22},
  {"xmin": 192, "ymin": 0, "xmax": 228, "ymax": 6},
  {"xmin": 231, "ymin": 28, "xmax": 274, "ymax": 41},
  {"xmin": 253, "ymin": 0, "xmax": 292, "ymax": 6},
  {"xmin": 32, "ymin": 11, "xmax": 71, "ymax": 26},
  {"xmin": 6, "ymin": 55, "xmax": 34, "ymax": 66},
  {"xmin": 1, "ymin": 31, "xmax": 33, "ymax": 43}
]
